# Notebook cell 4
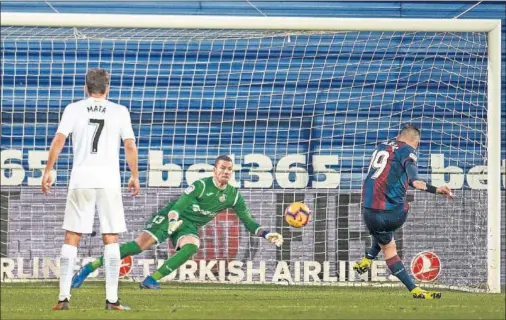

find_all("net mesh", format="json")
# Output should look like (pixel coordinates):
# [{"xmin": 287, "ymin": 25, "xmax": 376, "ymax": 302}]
[{"xmin": 1, "ymin": 26, "xmax": 501, "ymax": 291}]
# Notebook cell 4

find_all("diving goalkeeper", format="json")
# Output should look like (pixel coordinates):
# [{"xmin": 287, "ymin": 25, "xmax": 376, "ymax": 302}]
[{"xmin": 72, "ymin": 155, "xmax": 283, "ymax": 289}]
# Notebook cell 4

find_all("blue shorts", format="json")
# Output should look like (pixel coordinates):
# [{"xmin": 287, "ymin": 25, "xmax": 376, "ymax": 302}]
[{"xmin": 363, "ymin": 208, "xmax": 407, "ymax": 245}]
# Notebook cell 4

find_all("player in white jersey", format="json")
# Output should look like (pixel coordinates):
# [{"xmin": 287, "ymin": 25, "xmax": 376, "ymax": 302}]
[{"xmin": 41, "ymin": 69, "xmax": 139, "ymax": 311}]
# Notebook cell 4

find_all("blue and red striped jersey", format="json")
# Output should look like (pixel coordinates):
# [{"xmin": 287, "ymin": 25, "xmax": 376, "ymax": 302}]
[{"xmin": 362, "ymin": 140, "xmax": 418, "ymax": 211}]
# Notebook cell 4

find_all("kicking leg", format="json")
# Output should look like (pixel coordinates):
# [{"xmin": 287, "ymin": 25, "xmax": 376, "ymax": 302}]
[
  {"xmin": 353, "ymin": 236, "xmax": 381, "ymax": 275},
  {"xmin": 366, "ymin": 236, "xmax": 381, "ymax": 260}
]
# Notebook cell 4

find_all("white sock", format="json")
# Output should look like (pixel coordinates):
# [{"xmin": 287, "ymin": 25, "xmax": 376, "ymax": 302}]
[
  {"xmin": 59, "ymin": 244, "xmax": 77, "ymax": 301},
  {"xmin": 104, "ymin": 243, "xmax": 121, "ymax": 303}
]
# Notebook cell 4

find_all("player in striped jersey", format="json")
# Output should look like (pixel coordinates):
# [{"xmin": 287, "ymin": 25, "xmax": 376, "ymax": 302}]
[{"xmin": 354, "ymin": 124, "xmax": 454, "ymax": 299}]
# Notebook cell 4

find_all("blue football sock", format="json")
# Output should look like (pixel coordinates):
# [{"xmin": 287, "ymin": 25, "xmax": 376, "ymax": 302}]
[{"xmin": 386, "ymin": 255, "xmax": 416, "ymax": 291}]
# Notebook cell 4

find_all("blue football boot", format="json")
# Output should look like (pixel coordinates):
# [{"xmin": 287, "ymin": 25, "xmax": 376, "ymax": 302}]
[
  {"xmin": 139, "ymin": 275, "xmax": 161, "ymax": 290},
  {"xmin": 71, "ymin": 263, "xmax": 93, "ymax": 288}
]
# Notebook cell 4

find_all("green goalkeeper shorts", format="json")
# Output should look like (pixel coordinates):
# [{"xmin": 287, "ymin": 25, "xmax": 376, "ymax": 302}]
[{"xmin": 143, "ymin": 203, "xmax": 200, "ymax": 249}]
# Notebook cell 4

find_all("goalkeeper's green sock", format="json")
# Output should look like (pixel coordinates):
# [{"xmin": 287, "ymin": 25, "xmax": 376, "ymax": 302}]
[
  {"xmin": 151, "ymin": 244, "xmax": 199, "ymax": 281},
  {"xmin": 89, "ymin": 241, "xmax": 143, "ymax": 272}
]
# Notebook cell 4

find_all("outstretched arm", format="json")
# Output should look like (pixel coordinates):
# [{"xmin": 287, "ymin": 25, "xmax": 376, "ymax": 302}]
[
  {"xmin": 233, "ymin": 192, "xmax": 283, "ymax": 247},
  {"xmin": 405, "ymin": 161, "xmax": 454, "ymax": 199}
]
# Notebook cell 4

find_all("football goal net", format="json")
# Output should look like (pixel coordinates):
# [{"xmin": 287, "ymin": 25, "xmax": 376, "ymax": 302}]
[{"xmin": 0, "ymin": 13, "xmax": 502, "ymax": 293}]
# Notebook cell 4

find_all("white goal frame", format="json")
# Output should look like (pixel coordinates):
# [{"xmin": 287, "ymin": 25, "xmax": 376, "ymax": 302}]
[{"xmin": 1, "ymin": 12, "xmax": 501, "ymax": 293}]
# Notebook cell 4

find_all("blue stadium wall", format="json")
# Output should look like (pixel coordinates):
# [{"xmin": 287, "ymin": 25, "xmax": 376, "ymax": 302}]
[{"xmin": 2, "ymin": 1, "xmax": 505, "ymax": 187}]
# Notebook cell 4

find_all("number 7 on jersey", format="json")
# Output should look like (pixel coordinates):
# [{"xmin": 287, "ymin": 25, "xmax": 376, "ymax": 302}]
[{"xmin": 88, "ymin": 118, "xmax": 104, "ymax": 153}]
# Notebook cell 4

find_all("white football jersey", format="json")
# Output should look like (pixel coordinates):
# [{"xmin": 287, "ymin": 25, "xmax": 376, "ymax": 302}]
[{"xmin": 57, "ymin": 97, "xmax": 135, "ymax": 189}]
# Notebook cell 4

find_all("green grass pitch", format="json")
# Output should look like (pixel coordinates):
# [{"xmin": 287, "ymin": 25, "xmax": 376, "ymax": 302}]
[{"xmin": 1, "ymin": 282, "xmax": 504, "ymax": 319}]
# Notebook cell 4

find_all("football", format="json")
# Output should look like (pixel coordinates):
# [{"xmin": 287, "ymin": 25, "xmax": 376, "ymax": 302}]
[
  {"xmin": 119, "ymin": 256, "xmax": 133, "ymax": 278},
  {"xmin": 284, "ymin": 202, "xmax": 311, "ymax": 228}
]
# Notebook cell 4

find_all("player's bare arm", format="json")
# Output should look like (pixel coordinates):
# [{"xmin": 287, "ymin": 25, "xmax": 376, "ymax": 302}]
[
  {"xmin": 124, "ymin": 138, "xmax": 139, "ymax": 196},
  {"xmin": 42, "ymin": 133, "xmax": 67, "ymax": 195}
]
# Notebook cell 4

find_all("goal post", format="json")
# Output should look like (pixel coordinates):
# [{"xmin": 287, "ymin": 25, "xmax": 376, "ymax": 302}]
[
  {"xmin": 486, "ymin": 24, "xmax": 502, "ymax": 295},
  {"xmin": 0, "ymin": 12, "xmax": 501, "ymax": 31},
  {"xmin": 0, "ymin": 12, "xmax": 501, "ymax": 293}
]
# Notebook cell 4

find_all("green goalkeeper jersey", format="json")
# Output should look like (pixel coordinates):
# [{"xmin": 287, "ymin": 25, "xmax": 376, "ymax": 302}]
[{"xmin": 168, "ymin": 176, "xmax": 261, "ymax": 233}]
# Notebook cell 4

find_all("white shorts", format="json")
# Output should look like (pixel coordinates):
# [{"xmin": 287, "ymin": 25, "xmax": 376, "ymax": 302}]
[{"xmin": 62, "ymin": 188, "xmax": 127, "ymax": 234}]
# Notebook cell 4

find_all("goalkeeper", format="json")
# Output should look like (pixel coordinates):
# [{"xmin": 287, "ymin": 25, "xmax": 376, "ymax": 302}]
[{"xmin": 72, "ymin": 155, "xmax": 283, "ymax": 289}]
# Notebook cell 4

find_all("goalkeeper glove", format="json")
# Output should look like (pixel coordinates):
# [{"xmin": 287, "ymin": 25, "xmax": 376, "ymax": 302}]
[
  {"xmin": 261, "ymin": 230, "xmax": 283, "ymax": 247},
  {"xmin": 168, "ymin": 211, "xmax": 183, "ymax": 235}
]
